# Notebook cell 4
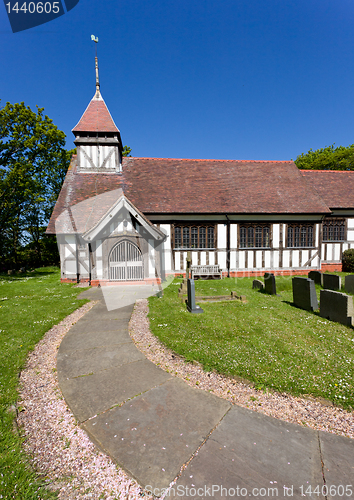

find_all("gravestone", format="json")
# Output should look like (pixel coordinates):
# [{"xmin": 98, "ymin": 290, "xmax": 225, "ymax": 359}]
[
  {"xmin": 252, "ymin": 279, "xmax": 264, "ymax": 291},
  {"xmin": 292, "ymin": 277, "xmax": 318, "ymax": 311},
  {"xmin": 186, "ymin": 279, "xmax": 203, "ymax": 314},
  {"xmin": 320, "ymin": 289, "xmax": 354, "ymax": 326},
  {"xmin": 308, "ymin": 270, "xmax": 322, "ymax": 285},
  {"xmin": 322, "ymin": 273, "xmax": 341, "ymax": 291},
  {"xmin": 264, "ymin": 273, "xmax": 276, "ymax": 295},
  {"xmin": 345, "ymin": 275, "xmax": 354, "ymax": 294},
  {"xmin": 186, "ymin": 251, "xmax": 192, "ymax": 279},
  {"xmin": 178, "ymin": 252, "xmax": 192, "ymax": 297}
]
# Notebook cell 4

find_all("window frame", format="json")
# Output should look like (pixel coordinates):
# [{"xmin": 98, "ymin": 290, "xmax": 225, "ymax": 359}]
[
  {"xmin": 172, "ymin": 224, "xmax": 216, "ymax": 250},
  {"xmin": 238, "ymin": 223, "xmax": 272, "ymax": 249},
  {"xmin": 322, "ymin": 217, "xmax": 346, "ymax": 242},
  {"xmin": 286, "ymin": 223, "xmax": 315, "ymax": 248}
]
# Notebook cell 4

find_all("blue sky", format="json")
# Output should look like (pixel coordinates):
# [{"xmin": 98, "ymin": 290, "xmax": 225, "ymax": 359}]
[{"xmin": 1, "ymin": 0, "xmax": 354, "ymax": 160}]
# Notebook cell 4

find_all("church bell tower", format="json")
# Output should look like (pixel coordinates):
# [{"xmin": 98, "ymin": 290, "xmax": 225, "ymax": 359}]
[{"xmin": 72, "ymin": 55, "xmax": 123, "ymax": 173}]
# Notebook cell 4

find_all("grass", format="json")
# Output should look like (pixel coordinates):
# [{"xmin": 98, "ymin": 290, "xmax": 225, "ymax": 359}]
[
  {"xmin": 148, "ymin": 275, "xmax": 354, "ymax": 411},
  {"xmin": 0, "ymin": 267, "xmax": 89, "ymax": 500}
]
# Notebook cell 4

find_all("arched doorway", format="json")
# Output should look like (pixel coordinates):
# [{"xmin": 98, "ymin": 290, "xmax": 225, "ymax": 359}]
[{"xmin": 109, "ymin": 240, "xmax": 144, "ymax": 281}]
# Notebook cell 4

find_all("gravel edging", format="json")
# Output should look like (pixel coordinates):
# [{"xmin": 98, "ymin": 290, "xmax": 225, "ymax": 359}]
[
  {"xmin": 129, "ymin": 299, "xmax": 354, "ymax": 440},
  {"xmin": 17, "ymin": 301, "xmax": 153, "ymax": 500},
  {"xmin": 17, "ymin": 295, "xmax": 354, "ymax": 500}
]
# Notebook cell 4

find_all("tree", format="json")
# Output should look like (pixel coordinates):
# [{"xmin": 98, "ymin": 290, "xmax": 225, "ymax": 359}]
[
  {"xmin": 122, "ymin": 145, "xmax": 132, "ymax": 157},
  {"xmin": 0, "ymin": 101, "xmax": 73, "ymax": 268},
  {"xmin": 295, "ymin": 143, "xmax": 354, "ymax": 170}
]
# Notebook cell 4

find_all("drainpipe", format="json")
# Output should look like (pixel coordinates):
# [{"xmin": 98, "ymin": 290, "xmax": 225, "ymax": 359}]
[
  {"xmin": 225, "ymin": 215, "xmax": 230, "ymax": 278},
  {"xmin": 76, "ymin": 235, "xmax": 80, "ymax": 283},
  {"xmin": 88, "ymin": 243, "xmax": 92, "ymax": 286}
]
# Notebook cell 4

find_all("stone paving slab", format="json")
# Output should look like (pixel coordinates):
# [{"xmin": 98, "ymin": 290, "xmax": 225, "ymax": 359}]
[
  {"xmin": 81, "ymin": 303, "xmax": 134, "ymax": 321},
  {"xmin": 77, "ymin": 288, "xmax": 104, "ymax": 301},
  {"xmin": 101, "ymin": 285, "xmax": 161, "ymax": 311},
  {"xmin": 176, "ymin": 405, "xmax": 324, "ymax": 499},
  {"xmin": 319, "ymin": 431, "xmax": 354, "ymax": 499},
  {"xmin": 57, "ymin": 343, "xmax": 145, "ymax": 379},
  {"xmin": 59, "ymin": 359, "xmax": 172, "ymax": 422},
  {"xmin": 82, "ymin": 377, "xmax": 231, "ymax": 491},
  {"xmin": 58, "ymin": 328, "xmax": 130, "ymax": 352},
  {"xmin": 62, "ymin": 318, "xmax": 129, "ymax": 336}
]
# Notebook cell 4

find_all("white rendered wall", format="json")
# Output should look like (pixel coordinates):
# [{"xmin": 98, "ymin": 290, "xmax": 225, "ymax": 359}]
[
  {"xmin": 273, "ymin": 250, "xmax": 279, "ymax": 268},
  {"xmin": 238, "ymin": 251, "xmax": 245, "ymax": 269},
  {"xmin": 192, "ymin": 251, "xmax": 198, "ymax": 265},
  {"xmin": 96, "ymin": 239, "xmax": 103, "ymax": 279},
  {"xmin": 273, "ymin": 224, "xmax": 280, "ymax": 247},
  {"xmin": 347, "ymin": 218, "xmax": 354, "ymax": 230},
  {"xmin": 231, "ymin": 224, "xmax": 237, "ymax": 248},
  {"xmin": 218, "ymin": 251, "xmax": 226, "ymax": 269},
  {"xmin": 333, "ymin": 243, "xmax": 341, "ymax": 261},
  {"xmin": 217, "ymin": 224, "xmax": 227, "ymax": 250},
  {"xmin": 282, "ymin": 250, "xmax": 289, "ymax": 268},
  {"xmin": 264, "ymin": 251, "xmax": 271, "ymax": 268},
  {"xmin": 148, "ymin": 240, "xmax": 155, "ymax": 276},
  {"xmin": 160, "ymin": 224, "xmax": 172, "ymax": 272}
]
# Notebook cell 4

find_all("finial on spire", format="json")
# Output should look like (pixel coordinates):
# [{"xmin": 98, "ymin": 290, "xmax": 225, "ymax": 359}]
[{"xmin": 91, "ymin": 35, "xmax": 100, "ymax": 97}]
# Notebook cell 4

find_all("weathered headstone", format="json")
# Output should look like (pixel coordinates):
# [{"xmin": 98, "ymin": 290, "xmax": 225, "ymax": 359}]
[
  {"xmin": 252, "ymin": 279, "xmax": 264, "ymax": 291},
  {"xmin": 345, "ymin": 275, "xmax": 354, "ymax": 295},
  {"xmin": 231, "ymin": 291, "xmax": 247, "ymax": 303},
  {"xmin": 264, "ymin": 273, "xmax": 276, "ymax": 295},
  {"xmin": 292, "ymin": 277, "xmax": 318, "ymax": 311},
  {"xmin": 308, "ymin": 270, "xmax": 322, "ymax": 285},
  {"xmin": 186, "ymin": 251, "xmax": 192, "ymax": 280},
  {"xmin": 186, "ymin": 279, "xmax": 203, "ymax": 314},
  {"xmin": 320, "ymin": 289, "xmax": 354, "ymax": 326},
  {"xmin": 178, "ymin": 253, "xmax": 192, "ymax": 297},
  {"xmin": 322, "ymin": 273, "xmax": 341, "ymax": 291}
]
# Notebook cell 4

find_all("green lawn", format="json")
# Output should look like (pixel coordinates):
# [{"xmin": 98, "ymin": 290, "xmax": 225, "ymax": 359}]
[
  {"xmin": 0, "ymin": 267, "xmax": 89, "ymax": 500},
  {"xmin": 148, "ymin": 275, "xmax": 354, "ymax": 411}
]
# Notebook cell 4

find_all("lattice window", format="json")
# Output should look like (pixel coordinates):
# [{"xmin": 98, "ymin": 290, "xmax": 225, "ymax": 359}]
[
  {"xmin": 239, "ymin": 224, "xmax": 270, "ymax": 248},
  {"xmin": 323, "ymin": 218, "xmax": 345, "ymax": 241},
  {"xmin": 174, "ymin": 225, "xmax": 215, "ymax": 249},
  {"xmin": 287, "ymin": 224, "xmax": 314, "ymax": 247}
]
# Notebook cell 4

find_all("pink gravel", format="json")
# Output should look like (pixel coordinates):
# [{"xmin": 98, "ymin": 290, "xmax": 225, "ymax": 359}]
[{"xmin": 17, "ymin": 297, "xmax": 354, "ymax": 499}]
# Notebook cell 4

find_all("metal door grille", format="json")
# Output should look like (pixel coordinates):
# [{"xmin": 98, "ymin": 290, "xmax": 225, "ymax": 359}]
[{"xmin": 109, "ymin": 241, "xmax": 143, "ymax": 281}]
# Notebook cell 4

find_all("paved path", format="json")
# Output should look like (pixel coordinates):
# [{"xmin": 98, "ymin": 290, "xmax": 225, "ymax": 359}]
[{"xmin": 57, "ymin": 287, "xmax": 354, "ymax": 499}]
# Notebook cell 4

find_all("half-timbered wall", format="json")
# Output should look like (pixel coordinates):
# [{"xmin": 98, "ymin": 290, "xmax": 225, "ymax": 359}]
[
  {"xmin": 78, "ymin": 144, "xmax": 119, "ymax": 171},
  {"xmin": 166, "ymin": 221, "xmax": 324, "ymax": 274},
  {"xmin": 59, "ymin": 216, "xmax": 354, "ymax": 281},
  {"xmin": 321, "ymin": 216, "xmax": 354, "ymax": 264}
]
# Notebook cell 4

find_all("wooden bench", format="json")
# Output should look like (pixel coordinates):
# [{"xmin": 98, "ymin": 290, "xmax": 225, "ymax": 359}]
[{"xmin": 190, "ymin": 265, "xmax": 223, "ymax": 280}]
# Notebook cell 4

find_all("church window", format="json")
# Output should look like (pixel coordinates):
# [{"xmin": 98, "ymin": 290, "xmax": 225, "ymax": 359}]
[
  {"xmin": 174, "ymin": 225, "xmax": 215, "ymax": 249},
  {"xmin": 239, "ymin": 224, "xmax": 270, "ymax": 248},
  {"xmin": 287, "ymin": 224, "xmax": 314, "ymax": 247},
  {"xmin": 322, "ymin": 218, "xmax": 345, "ymax": 241}
]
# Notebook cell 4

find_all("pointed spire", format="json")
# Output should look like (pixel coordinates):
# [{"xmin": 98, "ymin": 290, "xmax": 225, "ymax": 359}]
[{"xmin": 95, "ymin": 55, "xmax": 100, "ymax": 98}]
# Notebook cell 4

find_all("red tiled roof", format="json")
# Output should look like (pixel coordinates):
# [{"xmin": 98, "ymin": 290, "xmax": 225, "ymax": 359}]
[
  {"xmin": 72, "ymin": 93, "xmax": 119, "ymax": 133},
  {"xmin": 300, "ymin": 170, "xmax": 354, "ymax": 209},
  {"xmin": 47, "ymin": 157, "xmax": 331, "ymax": 233}
]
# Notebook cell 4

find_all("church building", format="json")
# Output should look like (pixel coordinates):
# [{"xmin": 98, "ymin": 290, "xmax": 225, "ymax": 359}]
[{"xmin": 47, "ymin": 59, "xmax": 354, "ymax": 285}]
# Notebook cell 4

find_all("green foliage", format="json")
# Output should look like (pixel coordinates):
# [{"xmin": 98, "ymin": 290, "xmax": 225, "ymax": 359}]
[
  {"xmin": 342, "ymin": 249, "xmax": 354, "ymax": 272},
  {"xmin": 0, "ymin": 101, "xmax": 73, "ymax": 269},
  {"xmin": 122, "ymin": 145, "xmax": 132, "ymax": 157},
  {"xmin": 0, "ymin": 267, "xmax": 88, "ymax": 499},
  {"xmin": 295, "ymin": 143, "xmax": 354, "ymax": 170},
  {"xmin": 149, "ymin": 277, "xmax": 354, "ymax": 410}
]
